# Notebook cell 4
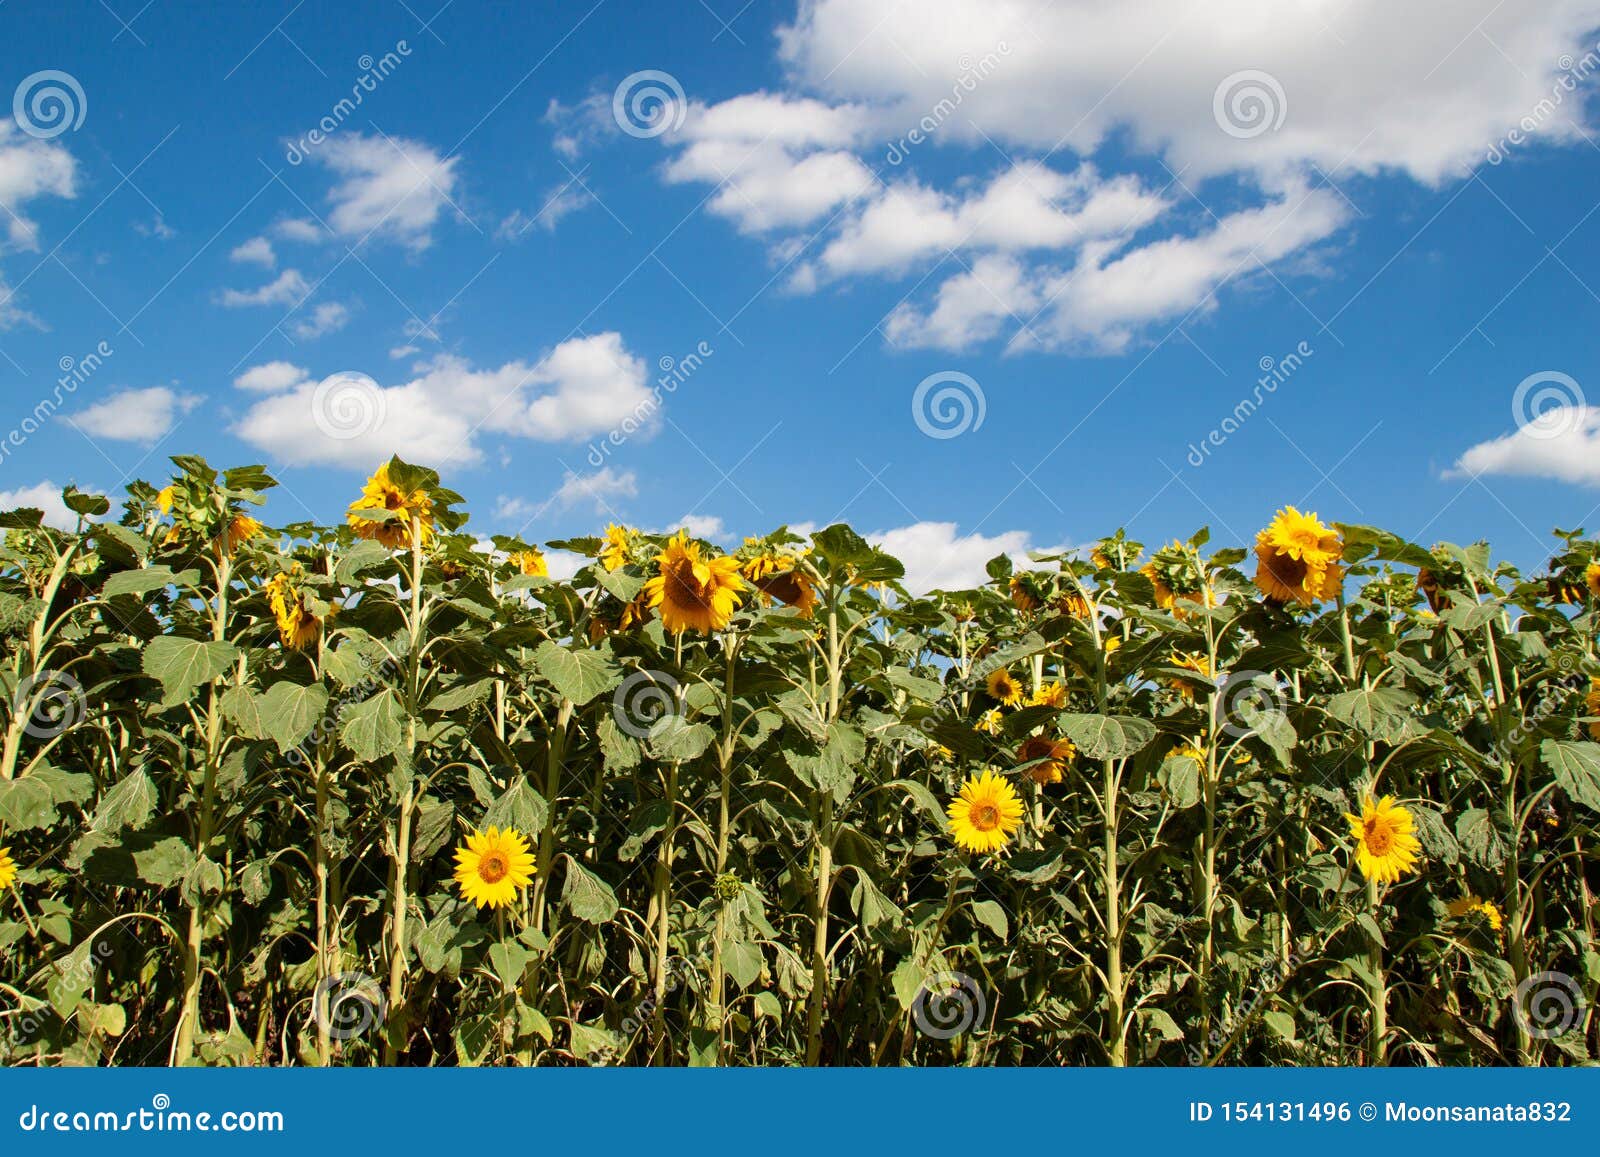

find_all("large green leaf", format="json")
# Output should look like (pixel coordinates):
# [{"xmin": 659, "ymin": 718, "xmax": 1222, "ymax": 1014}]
[
  {"xmin": 258, "ymin": 681, "xmax": 330, "ymax": 753},
  {"xmin": 1540, "ymin": 740, "xmax": 1600, "ymax": 812},
  {"xmin": 141, "ymin": 636, "xmax": 240, "ymax": 702},
  {"xmin": 1059, "ymin": 713, "xmax": 1156, "ymax": 759},
  {"xmin": 534, "ymin": 641, "xmax": 620, "ymax": 705},
  {"xmin": 340, "ymin": 689, "xmax": 404, "ymax": 762}
]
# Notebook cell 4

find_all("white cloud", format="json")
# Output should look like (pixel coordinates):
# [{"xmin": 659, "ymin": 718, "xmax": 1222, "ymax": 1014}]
[
  {"xmin": 1450, "ymin": 407, "xmax": 1600, "ymax": 485},
  {"xmin": 289, "ymin": 300, "xmax": 351, "ymax": 339},
  {"xmin": 869, "ymin": 521, "xmax": 1033, "ymax": 593},
  {"xmin": 549, "ymin": 466, "xmax": 638, "ymax": 513},
  {"xmin": 626, "ymin": 0, "xmax": 1600, "ymax": 353},
  {"xmin": 135, "ymin": 215, "xmax": 177, "ymax": 240},
  {"xmin": 220, "ymin": 268, "xmax": 311, "ymax": 308},
  {"xmin": 273, "ymin": 217, "xmax": 325, "ymax": 243},
  {"xmin": 541, "ymin": 548, "xmax": 588, "ymax": 580},
  {"xmin": 0, "ymin": 122, "xmax": 77, "ymax": 252},
  {"xmin": 312, "ymin": 133, "xmax": 462, "ymax": 250},
  {"xmin": 69, "ymin": 387, "xmax": 203, "ymax": 444},
  {"xmin": 674, "ymin": 513, "xmax": 726, "ymax": 540},
  {"xmin": 497, "ymin": 182, "xmax": 593, "ymax": 238},
  {"xmin": 233, "ymin": 331, "xmax": 657, "ymax": 467},
  {"xmin": 389, "ymin": 344, "xmax": 421, "ymax": 359},
  {"xmin": 230, "ymin": 236, "xmax": 276, "ymax": 267},
  {"xmin": 234, "ymin": 361, "xmax": 308, "ymax": 393},
  {"xmin": 0, "ymin": 481, "xmax": 105, "ymax": 530}
]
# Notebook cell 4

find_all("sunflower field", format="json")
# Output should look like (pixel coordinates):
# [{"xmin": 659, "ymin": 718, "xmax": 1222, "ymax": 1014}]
[{"xmin": 0, "ymin": 454, "xmax": 1596, "ymax": 1068}]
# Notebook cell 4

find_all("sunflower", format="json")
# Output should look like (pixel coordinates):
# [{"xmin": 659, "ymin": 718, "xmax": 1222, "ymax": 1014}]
[
  {"xmin": 265, "ymin": 567, "xmax": 325, "ymax": 651},
  {"xmin": 1055, "ymin": 592, "xmax": 1094, "ymax": 620},
  {"xmin": 1254, "ymin": 507, "xmax": 1344, "ymax": 606},
  {"xmin": 599, "ymin": 524, "xmax": 633, "ymax": 571},
  {"xmin": 974, "ymin": 708, "xmax": 1004, "ymax": 735},
  {"xmin": 985, "ymin": 668, "xmax": 1024, "ymax": 706},
  {"xmin": 155, "ymin": 486, "xmax": 175, "ymax": 514},
  {"xmin": 348, "ymin": 463, "xmax": 434, "ymax": 549},
  {"xmin": 947, "ymin": 770, "xmax": 1024, "ymax": 853},
  {"xmin": 510, "ymin": 549, "xmax": 548, "ymax": 578},
  {"xmin": 642, "ymin": 531, "xmax": 746, "ymax": 634},
  {"xmin": 1345, "ymin": 795, "xmax": 1422, "ymax": 884},
  {"xmin": 1446, "ymin": 895, "xmax": 1504, "ymax": 933},
  {"xmin": 1417, "ymin": 568, "xmax": 1453, "ymax": 613},
  {"xmin": 1585, "ymin": 679, "xmax": 1600, "ymax": 741},
  {"xmin": 1586, "ymin": 562, "xmax": 1600, "ymax": 598},
  {"xmin": 1169, "ymin": 742, "xmax": 1207, "ymax": 764},
  {"xmin": 0, "ymin": 845, "xmax": 14, "ymax": 890},
  {"xmin": 1029, "ymin": 681, "xmax": 1067, "ymax": 709},
  {"xmin": 1009, "ymin": 576, "xmax": 1041, "ymax": 614},
  {"xmin": 743, "ymin": 551, "xmax": 817, "ymax": 616},
  {"xmin": 1016, "ymin": 735, "xmax": 1075, "ymax": 785},
  {"xmin": 1167, "ymin": 651, "xmax": 1212, "ymax": 699},
  {"xmin": 452, "ymin": 826, "xmax": 536, "ymax": 910}
]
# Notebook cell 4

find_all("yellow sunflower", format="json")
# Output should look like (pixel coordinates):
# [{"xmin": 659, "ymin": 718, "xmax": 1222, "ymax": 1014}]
[
  {"xmin": 1009, "ymin": 576, "xmax": 1041, "ymax": 614},
  {"xmin": 985, "ymin": 668, "xmax": 1024, "ymax": 706},
  {"xmin": 155, "ymin": 486, "xmax": 175, "ymax": 514},
  {"xmin": 1055, "ymin": 592, "xmax": 1095, "ymax": 620},
  {"xmin": 452, "ymin": 826, "xmax": 536, "ymax": 910},
  {"xmin": 974, "ymin": 708, "xmax": 1004, "ymax": 735},
  {"xmin": 510, "ymin": 549, "xmax": 548, "ymax": 578},
  {"xmin": 642, "ymin": 531, "xmax": 746, "ymax": 634},
  {"xmin": 599, "ymin": 524, "xmax": 632, "ymax": 571},
  {"xmin": 1029, "ymin": 681, "xmax": 1067, "ymax": 709},
  {"xmin": 947, "ymin": 770, "xmax": 1024, "ymax": 853},
  {"xmin": 1586, "ymin": 679, "xmax": 1600, "ymax": 741},
  {"xmin": 347, "ymin": 463, "xmax": 434, "ymax": 550},
  {"xmin": 264, "ymin": 567, "xmax": 325, "ymax": 651},
  {"xmin": 1254, "ymin": 507, "xmax": 1344, "ymax": 606},
  {"xmin": 743, "ymin": 551, "xmax": 817, "ymax": 616},
  {"xmin": 0, "ymin": 845, "xmax": 14, "ymax": 890},
  {"xmin": 1166, "ymin": 651, "xmax": 1212, "ymax": 699},
  {"xmin": 215, "ymin": 513, "xmax": 263, "ymax": 556},
  {"xmin": 1016, "ymin": 735, "xmax": 1075, "ymax": 785},
  {"xmin": 1446, "ymin": 895, "xmax": 1504, "ymax": 933},
  {"xmin": 1586, "ymin": 562, "xmax": 1600, "ymax": 598},
  {"xmin": 1345, "ymin": 795, "xmax": 1422, "ymax": 884},
  {"xmin": 1169, "ymin": 742, "xmax": 1207, "ymax": 764}
]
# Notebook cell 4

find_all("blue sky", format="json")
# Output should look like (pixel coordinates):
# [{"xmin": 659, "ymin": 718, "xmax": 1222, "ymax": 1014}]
[{"xmin": 5, "ymin": 0, "xmax": 1600, "ymax": 589}]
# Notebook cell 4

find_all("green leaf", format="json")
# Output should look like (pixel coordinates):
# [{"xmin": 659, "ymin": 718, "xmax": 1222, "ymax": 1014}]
[
  {"xmin": 971, "ymin": 899, "xmax": 1009, "ymax": 940},
  {"xmin": 1059, "ymin": 713, "xmax": 1156, "ymax": 759},
  {"xmin": 257, "ymin": 681, "xmax": 330, "ymax": 753},
  {"xmin": 534, "ymin": 641, "xmax": 620, "ymax": 705},
  {"xmin": 133, "ymin": 837, "xmax": 195, "ymax": 889},
  {"xmin": 561, "ymin": 858, "xmax": 619, "ymax": 924},
  {"xmin": 645, "ymin": 717, "xmax": 715, "ymax": 762},
  {"xmin": 1456, "ymin": 807, "xmax": 1506, "ymax": 870},
  {"xmin": 101, "ymin": 566, "xmax": 178, "ymax": 598},
  {"xmin": 141, "ymin": 636, "xmax": 240, "ymax": 702},
  {"xmin": 89, "ymin": 769, "xmax": 157, "ymax": 834},
  {"xmin": 1262, "ymin": 1009, "xmax": 1296, "ymax": 1042},
  {"xmin": 483, "ymin": 778, "xmax": 548, "ymax": 836},
  {"xmin": 1327, "ymin": 687, "xmax": 1416, "ymax": 744},
  {"xmin": 1540, "ymin": 740, "xmax": 1600, "ymax": 812},
  {"xmin": 1158, "ymin": 754, "xmax": 1202, "ymax": 809},
  {"xmin": 340, "ymin": 689, "xmax": 404, "ymax": 762}
]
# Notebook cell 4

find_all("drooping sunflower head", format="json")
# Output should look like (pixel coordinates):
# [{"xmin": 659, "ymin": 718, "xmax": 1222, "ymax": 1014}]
[
  {"xmin": 1016, "ymin": 735, "xmax": 1075, "ymax": 785},
  {"xmin": 1009, "ymin": 574, "xmax": 1043, "ymax": 614},
  {"xmin": 452, "ymin": 826, "xmax": 536, "ymax": 910},
  {"xmin": 1029, "ymin": 681, "xmax": 1067, "ymax": 709},
  {"xmin": 947, "ymin": 770, "xmax": 1024, "ymax": 853},
  {"xmin": 510, "ymin": 548, "xmax": 548, "ymax": 578},
  {"xmin": 984, "ymin": 668, "xmax": 1024, "ymax": 707},
  {"xmin": 0, "ymin": 845, "xmax": 14, "ymax": 890},
  {"xmin": 599, "ymin": 524, "xmax": 634, "ymax": 571},
  {"xmin": 741, "ymin": 546, "xmax": 817, "ymax": 616},
  {"xmin": 1141, "ymin": 540, "xmax": 1210, "ymax": 613},
  {"xmin": 264, "ymin": 565, "xmax": 326, "ymax": 651},
  {"xmin": 1169, "ymin": 742, "xmax": 1207, "ymax": 764},
  {"xmin": 642, "ymin": 531, "xmax": 746, "ymax": 634},
  {"xmin": 1446, "ymin": 894, "xmax": 1504, "ymax": 933},
  {"xmin": 1055, "ymin": 591, "xmax": 1095, "ymax": 620},
  {"xmin": 1166, "ymin": 651, "xmax": 1213, "ymax": 699},
  {"xmin": 1344, "ymin": 795, "xmax": 1422, "ymax": 885},
  {"xmin": 1585, "ymin": 679, "xmax": 1600, "ymax": 741},
  {"xmin": 215, "ymin": 513, "xmax": 263, "ymax": 557},
  {"xmin": 1254, "ymin": 507, "xmax": 1343, "ymax": 606},
  {"xmin": 974, "ymin": 708, "xmax": 1004, "ymax": 735},
  {"xmin": 348, "ymin": 462, "xmax": 435, "ymax": 550},
  {"xmin": 1585, "ymin": 561, "xmax": 1600, "ymax": 598}
]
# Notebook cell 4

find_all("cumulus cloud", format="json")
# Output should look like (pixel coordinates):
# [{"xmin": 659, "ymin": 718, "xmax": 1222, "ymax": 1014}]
[
  {"xmin": 311, "ymin": 133, "xmax": 462, "ymax": 250},
  {"xmin": 230, "ymin": 236, "xmax": 276, "ymax": 267},
  {"xmin": 1450, "ymin": 407, "xmax": 1600, "ymax": 485},
  {"xmin": 69, "ymin": 387, "xmax": 203, "ymax": 444},
  {"xmin": 233, "ymin": 331, "xmax": 657, "ymax": 468},
  {"xmin": 549, "ymin": 466, "xmax": 638, "ymax": 512},
  {"xmin": 614, "ymin": 0, "xmax": 1600, "ymax": 353},
  {"xmin": 234, "ymin": 361, "xmax": 308, "ymax": 393},
  {"xmin": 869, "ymin": 521, "xmax": 1034, "ymax": 593},
  {"xmin": 0, "ymin": 122, "xmax": 77, "ymax": 327},
  {"xmin": 219, "ymin": 268, "xmax": 311, "ymax": 308},
  {"xmin": 289, "ymin": 300, "xmax": 351, "ymax": 339},
  {"xmin": 0, "ymin": 481, "xmax": 106, "ymax": 530}
]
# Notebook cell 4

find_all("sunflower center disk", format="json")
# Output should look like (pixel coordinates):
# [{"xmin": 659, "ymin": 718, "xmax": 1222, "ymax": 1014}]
[
  {"xmin": 478, "ymin": 853, "xmax": 509, "ymax": 884},
  {"xmin": 972, "ymin": 804, "xmax": 1000, "ymax": 831},
  {"xmin": 1364, "ymin": 820, "xmax": 1393, "ymax": 856}
]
